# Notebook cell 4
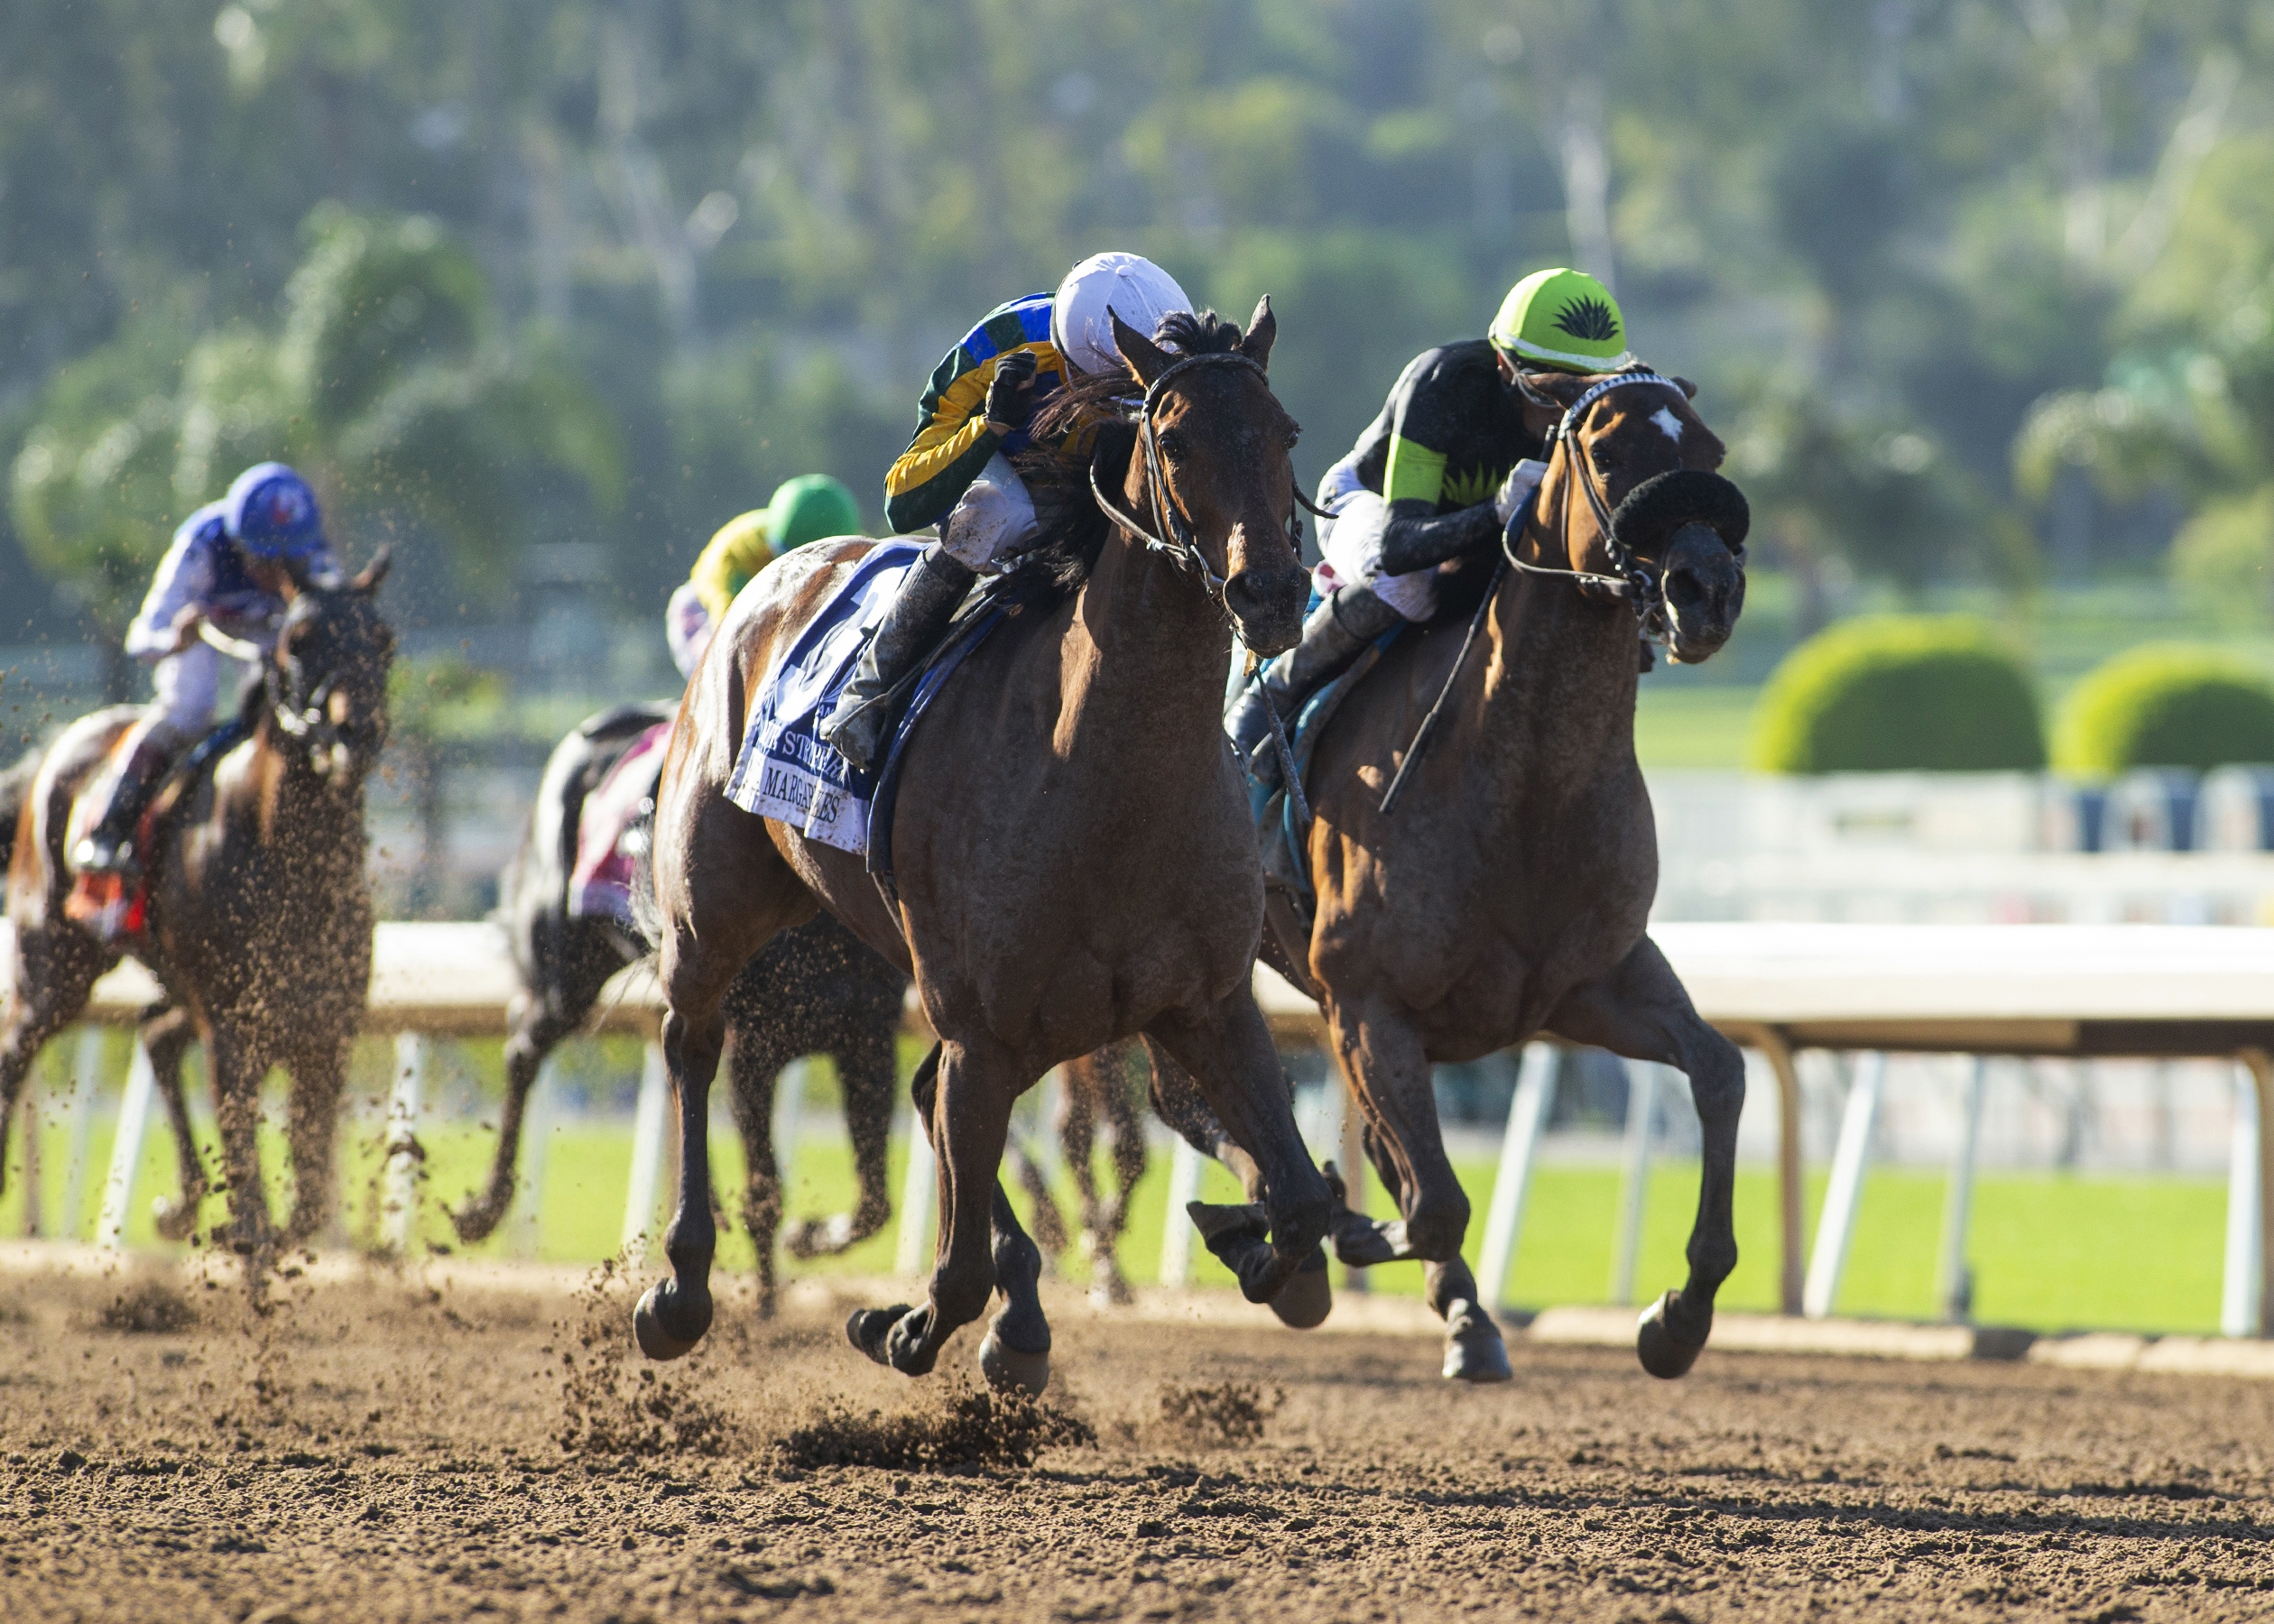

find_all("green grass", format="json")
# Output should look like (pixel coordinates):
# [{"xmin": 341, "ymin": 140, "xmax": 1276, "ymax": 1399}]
[
  {"xmin": 1633, "ymin": 685, "xmax": 1761, "ymax": 770},
  {"xmin": 2, "ymin": 1095, "xmax": 2232, "ymax": 1335}
]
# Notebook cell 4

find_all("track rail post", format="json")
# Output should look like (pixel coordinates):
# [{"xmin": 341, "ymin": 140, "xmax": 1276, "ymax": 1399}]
[
  {"xmin": 1610, "ymin": 1059, "xmax": 1659, "ymax": 1305},
  {"xmin": 381, "ymin": 1033, "xmax": 428, "ymax": 1256},
  {"xmin": 60, "ymin": 1029, "xmax": 105, "ymax": 1241},
  {"xmin": 1474, "ymin": 1043, "xmax": 1557, "ymax": 1315},
  {"xmin": 1804, "ymin": 1051, "xmax": 1885, "ymax": 1319},
  {"xmin": 513, "ymin": 1056, "xmax": 559, "ymax": 1260},
  {"xmin": 1157, "ymin": 1137, "xmax": 1206, "ymax": 1287},
  {"xmin": 1937, "ymin": 1057, "xmax": 1989, "ymax": 1323},
  {"xmin": 620, "ymin": 1041, "xmax": 669, "ymax": 1263},
  {"xmin": 2247, "ymin": 1049, "xmax": 2274, "ymax": 1340},
  {"xmin": 1749, "ymin": 1028, "xmax": 1807, "ymax": 1315},
  {"xmin": 893, "ymin": 1101, "xmax": 937, "ymax": 1278},
  {"xmin": 96, "ymin": 1043, "xmax": 158, "ymax": 1251}
]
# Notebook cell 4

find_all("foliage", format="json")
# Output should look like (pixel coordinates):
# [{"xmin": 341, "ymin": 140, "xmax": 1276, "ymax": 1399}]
[
  {"xmin": 1749, "ymin": 615, "xmax": 2045, "ymax": 775},
  {"xmin": 2051, "ymin": 644, "xmax": 2274, "ymax": 777}
]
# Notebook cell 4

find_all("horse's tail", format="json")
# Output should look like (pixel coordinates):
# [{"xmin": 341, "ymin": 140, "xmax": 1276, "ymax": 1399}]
[
  {"xmin": 628, "ymin": 834, "xmax": 661, "ymax": 956},
  {"xmin": 0, "ymin": 741, "xmax": 45, "ymax": 875}
]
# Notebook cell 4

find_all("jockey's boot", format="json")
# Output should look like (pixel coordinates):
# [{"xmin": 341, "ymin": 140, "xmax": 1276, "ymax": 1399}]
[
  {"xmin": 1225, "ymin": 584, "xmax": 1403, "ymax": 781},
  {"xmin": 69, "ymin": 715, "xmax": 181, "ymax": 882},
  {"xmin": 818, "ymin": 549, "xmax": 978, "ymax": 773}
]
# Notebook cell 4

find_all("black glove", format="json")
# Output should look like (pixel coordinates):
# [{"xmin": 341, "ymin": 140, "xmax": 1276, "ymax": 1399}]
[{"xmin": 984, "ymin": 350, "xmax": 1039, "ymax": 434}]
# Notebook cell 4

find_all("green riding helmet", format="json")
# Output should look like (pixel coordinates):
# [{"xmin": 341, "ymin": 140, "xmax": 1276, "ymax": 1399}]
[
  {"xmin": 1488, "ymin": 267, "xmax": 1635, "ymax": 374},
  {"xmin": 767, "ymin": 474, "xmax": 862, "ymax": 552}
]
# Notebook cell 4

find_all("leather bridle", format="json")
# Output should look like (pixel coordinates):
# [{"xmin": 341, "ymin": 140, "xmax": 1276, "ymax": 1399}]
[{"xmin": 199, "ymin": 603, "xmax": 347, "ymax": 763}]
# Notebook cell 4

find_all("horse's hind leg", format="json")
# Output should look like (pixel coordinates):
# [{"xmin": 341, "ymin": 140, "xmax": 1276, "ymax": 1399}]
[
  {"xmin": 282, "ymin": 1033, "xmax": 349, "ymax": 1250},
  {"xmin": 143, "ymin": 1007, "xmax": 208, "ymax": 1242},
  {"xmin": 1059, "ymin": 1047, "xmax": 1123, "ymax": 1306},
  {"xmin": 1095, "ymin": 1044, "xmax": 1150, "ymax": 1306},
  {"xmin": 846, "ymin": 1038, "xmax": 1031, "ymax": 1386},
  {"xmin": 0, "ymin": 927, "xmax": 105, "ymax": 1203},
  {"xmin": 724, "ymin": 1027, "xmax": 790, "ymax": 1318},
  {"xmin": 1547, "ymin": 935, "xmax": 1744, "ymax": 1380},
  {"xmin": 783, "ymin": 1020, "xmax": 898, "ymax": 1260}
]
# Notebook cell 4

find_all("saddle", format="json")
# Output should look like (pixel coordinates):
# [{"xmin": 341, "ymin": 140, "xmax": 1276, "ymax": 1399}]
[
  {"xmin": 567, "ymin": 721, "xmax": 670, "ymax": 929},
  {"xmin": 63, "ymin": 717, "xmax": 246, "ymax": 942}
]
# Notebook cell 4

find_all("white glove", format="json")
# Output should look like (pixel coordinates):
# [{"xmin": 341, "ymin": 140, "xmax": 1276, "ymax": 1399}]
[{"xmin": 1493, "ymin": 458, "xmax": 1549, "ymax": 527}]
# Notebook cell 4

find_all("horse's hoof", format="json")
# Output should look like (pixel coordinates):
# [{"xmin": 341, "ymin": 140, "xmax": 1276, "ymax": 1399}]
[
  {"xmin": 1442, "ymin": 1299, "xmax": 1512, "ymax": 1382},
  {"xmin": 449, "ymin": 1202, "xmax": 504, "ymax": 1246},
  {"xmin": 1636, "ymin": 1288, "xmax": 1706, "ymax": 1379},
  {"xmin": 152, "ymin": 1197, "xmax": 199, "ymax": 1244},
  {"xmin": 845, "ymin": 1306, "xmax": 911, "ymax": 1366},
  {"xmin": 978, "ymin": 1326, "xmax": 1050, "ymax": 1396},
  {"xmin": 1267, "ymin": 1250, "xmax": 1333, "ymax": 1330},
  {"xmin": 633, "ymin": 1282, "xmax": 703, "ymax": 1361}
]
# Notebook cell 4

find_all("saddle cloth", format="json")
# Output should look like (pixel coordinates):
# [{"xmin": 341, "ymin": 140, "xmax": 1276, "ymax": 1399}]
[
  {"xmin": 725, "ymin": 540, "xmax": 1009, "ymax": 863},
  {"xmin": 62, "ymin": 715, "xmax": 247, "ymax": 942},
  {"xmin": 567, "ymin": 721, "xmax": 670, "ymax": 927}
]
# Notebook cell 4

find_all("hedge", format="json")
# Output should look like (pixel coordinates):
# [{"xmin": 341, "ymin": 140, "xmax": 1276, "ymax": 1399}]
[
  {"xmin": 1748, "ymin": 615, "xmax": 2045, "ymax": 774},
  {"xmin": 2051, "ymin": 644, "xmax": 2274, "ymax": 777}
]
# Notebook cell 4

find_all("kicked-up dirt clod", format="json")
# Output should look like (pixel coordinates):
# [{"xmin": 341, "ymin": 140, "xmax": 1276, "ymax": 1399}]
[{"xmin": 2, "ymin": 1265, "xmax": 2271, "ymax": 1621}]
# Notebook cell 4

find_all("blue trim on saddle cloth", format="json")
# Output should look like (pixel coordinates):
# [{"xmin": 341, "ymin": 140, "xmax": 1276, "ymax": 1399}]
[
  {"xmin": 1242, "ymin": 623, "xmax": 1405, "ymax": 899},
  {"xmin": 725, "ymin": 541, "xmax": 929, "ymax": 854}
]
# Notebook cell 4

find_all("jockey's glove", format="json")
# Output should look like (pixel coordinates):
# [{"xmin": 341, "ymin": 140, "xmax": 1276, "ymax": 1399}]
[
  {"xmin": 984, "ymin": 349, "xmax": 1040, "ymax": 434},
  {"xmin": 1493, "ymin": 458, "xmax": 1550, "ymax": 527}
]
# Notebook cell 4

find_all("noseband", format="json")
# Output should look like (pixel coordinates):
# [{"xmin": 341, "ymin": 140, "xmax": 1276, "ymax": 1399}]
[
  {"xmin": 1502, "ymin": 369, "xmax": 1756, "ymax": 646},
  {"xmin": 1086, "ymin": 351, "xmax": 1310, "ymax": 610}
]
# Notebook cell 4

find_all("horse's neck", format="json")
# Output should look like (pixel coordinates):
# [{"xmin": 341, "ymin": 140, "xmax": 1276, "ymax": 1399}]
[
  {"xmin": 1060, "ymin": 535, "xmax": 1235, "ymax": 753},
  {"xmin": 243, "ymin": 722, "xmax": 369, "ymax": 856},
  {"xmin": 1472, "ymin": 572, "xmax": 1643, "ymax": 808}
]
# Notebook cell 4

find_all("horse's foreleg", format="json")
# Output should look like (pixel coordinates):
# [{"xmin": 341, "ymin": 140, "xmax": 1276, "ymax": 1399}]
[
  {"xmin": 724, "ymin": 1030, "xmax": 786, "ymax": 1318},
  {"xmin": 143, "ymin": 1008, "xmax": 208, "ymax": 1242},
  {"xmin": 847, "ymin": 1040, "xmax": 1019, "ymax": 1382},
  {"xmin": 1548, "ymin": 935, "xmax": 1743, "ymax": 1380},
  {"xmin": 1146, "ymin": 991, "xmax": 1330, "ymax": 1307},
  {"xmin": 281, "ymin": 1036, "xmax": 347, "ymax": 1250},
  {"xmin": 208, "ymin": 1029, "xmax": 276, "ymax": 1287},
  {"xmin": 634, "ymin": 1004, "xmax": 726, "ymax": 1359},
  {"xmin": 455, "ymin": 988, "xmax": 588, "ymax": 1245}
]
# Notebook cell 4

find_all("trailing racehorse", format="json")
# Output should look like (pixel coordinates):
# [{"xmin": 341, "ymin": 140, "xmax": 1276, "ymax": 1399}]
[
  {"xmin": 1262, "ymin": 364, "xmax": 1751, "ymax": 1379},
  {"xmin": 454, "ymin": 703, "xmax": 908, "ymax": 1314},
  {"xmin": 0, "ymin": 560, "xmax": 395, "ymax": 1282},
  {"xmin": 641, "ymin": 303, "xmax": 1332, "ymax": 1389},
  {"xmin": 1004, "ymin": 1039, "xmax": 1152, "ymax": 1306}
]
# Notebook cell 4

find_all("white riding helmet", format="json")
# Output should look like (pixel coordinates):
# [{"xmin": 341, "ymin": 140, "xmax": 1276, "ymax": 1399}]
[{"xmin": 1051, "ymin": 252, "xmax": 1193, "ymax": 377}]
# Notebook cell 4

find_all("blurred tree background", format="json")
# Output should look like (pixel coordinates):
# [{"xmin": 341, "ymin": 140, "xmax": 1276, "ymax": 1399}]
[{"xmin": 5, "ymin": 0, "xmax": 2273, "ymax": 673}]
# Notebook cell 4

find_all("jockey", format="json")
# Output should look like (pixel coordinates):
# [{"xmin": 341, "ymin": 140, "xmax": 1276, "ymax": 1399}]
[
  {"xmin": 70, "ymin": 461, "xmax": 344, "ymax": 881},
  {"xmin": 665, "ymin": 475, "xmax": 860, "ymax": 678},
  {"xmin": 1225, "ymin": 267, "xmax": 1632, "ymax": 775},
  {"xmin": 818, "ymin": 250, "xmax": 1192, "ymax": 770}
]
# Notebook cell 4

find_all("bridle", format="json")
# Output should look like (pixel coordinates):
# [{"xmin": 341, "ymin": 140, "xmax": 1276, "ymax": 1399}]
[
  {"xmin": 1502, "ymin": 369, "xmax": 1694, "ymax": 641},
  {"xmin": 1084, "ymin": 346, "xmax": 1317, "ymax": 817},
  {"xmin": 199, "ymin": 603, "xmax": 348, "ymax": 763},
  {"xmin": 1086, "ymin": 350, "xmax": 1312, "ymax": 611}
]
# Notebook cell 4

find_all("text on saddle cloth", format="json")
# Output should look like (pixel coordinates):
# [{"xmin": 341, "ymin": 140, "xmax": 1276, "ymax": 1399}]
[
  {"xmin": 724, "ymin": 540, "xmax": 1008, "ymax": 861},
  {"xmin": 567, "ymin": 721, "xmax": 670, "ymax": 927}
]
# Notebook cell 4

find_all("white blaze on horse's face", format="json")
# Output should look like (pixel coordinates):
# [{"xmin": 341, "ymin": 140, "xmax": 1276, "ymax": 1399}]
[{"xmin": 1650, "ymin": 406, "xmax": 1685, "ymax": 446}]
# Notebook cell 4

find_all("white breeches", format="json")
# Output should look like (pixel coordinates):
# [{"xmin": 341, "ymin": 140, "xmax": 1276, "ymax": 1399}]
[{"xmin": 936, "ymin": 453, "xmax": 1041, "ymax": 573}]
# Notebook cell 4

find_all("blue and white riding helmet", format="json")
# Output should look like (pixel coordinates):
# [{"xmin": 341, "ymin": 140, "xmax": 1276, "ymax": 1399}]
[{"xmin": 223, "ymin": 462, "xmax": 327, "ymax": 558}]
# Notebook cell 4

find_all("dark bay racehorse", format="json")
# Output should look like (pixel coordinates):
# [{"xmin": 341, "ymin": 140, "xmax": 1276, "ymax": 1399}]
[
  {"xmin": 453, "ymin": 703, "xmax": 908, "ymax": 1314},
  {"xmin": 1261, "ymin": 364, "xmax": 1750, "ymax": 1379},
  {"xmin": 0, "ymin": 560, "xmax": 394, "ymax": 1279},
  {"xmin": 642, "ymin": 304, "xmax": 1332, "ymax": 1390}
]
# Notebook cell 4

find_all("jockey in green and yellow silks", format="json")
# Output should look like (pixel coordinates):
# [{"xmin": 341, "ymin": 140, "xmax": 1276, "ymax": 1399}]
[{"xmin": 664, "ymin": 475, "xmax": 861, "ymax": 678}]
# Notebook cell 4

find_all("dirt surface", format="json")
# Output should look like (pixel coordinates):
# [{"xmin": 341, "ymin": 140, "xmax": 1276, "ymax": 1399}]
[{"xmin": 4, "ymin": 1262, "xmax": 2272, "ymax": 1622}]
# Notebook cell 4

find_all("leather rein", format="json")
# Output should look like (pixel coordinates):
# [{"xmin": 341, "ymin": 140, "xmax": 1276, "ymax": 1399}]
[{"xmin": 199, "ymin": 610, "xmax": 343, "ymax": 760}]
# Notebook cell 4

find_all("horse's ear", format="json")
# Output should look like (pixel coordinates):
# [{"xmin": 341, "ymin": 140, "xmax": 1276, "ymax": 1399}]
[
  {"xmin": 1240, "ymin": 296, "xmax": 1276, "ymax": 373},
  {"xmin": 1110, "ymin": 308, "xmax": 1171, "ymax": 390},
  {"xmin": 352, "ymin": 546, "xmax": 393, "ymax": 595}
]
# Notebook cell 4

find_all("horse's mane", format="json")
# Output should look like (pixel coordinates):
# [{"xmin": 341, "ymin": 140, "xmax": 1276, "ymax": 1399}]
[{"xmin": 1005, "ymin": 309, "xmax": 1253, "ymax": 597}]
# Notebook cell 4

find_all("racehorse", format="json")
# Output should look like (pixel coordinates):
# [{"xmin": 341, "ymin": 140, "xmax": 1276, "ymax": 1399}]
[
  {"xmin": 641, "ymin": 303, "xmax": 1332, "ymax": 1390},
  {"xmin": 1262, "ymin": 364, "xmax": 1750, "ymax": 1379},
  {"xmin": 0, "ymin": 558, "xmax": 395, "ymax": 1281},
  {"xmin": 452, "ymin": 702, "xmax": 909, "ymax": 1314}
]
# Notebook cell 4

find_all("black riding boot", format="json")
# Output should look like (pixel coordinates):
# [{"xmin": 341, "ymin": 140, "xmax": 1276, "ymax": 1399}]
[
  {"xmin": 1225, "ymin": 584, "xmax": 1404, "ymax": 780},
  {"xmin": 69, "ymin": 716, "xmax": 180, "ymax": 881},
  {"xmin": 818, "ymin": 549, "xmax": 979, "ymax": 772}
]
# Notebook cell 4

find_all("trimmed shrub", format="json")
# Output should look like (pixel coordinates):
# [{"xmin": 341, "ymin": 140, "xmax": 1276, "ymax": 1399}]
[
  {"xmin": 1749, "ymin": 615, "xmax": 2045, "ymax": 774},
  {"xmin": 2052, "ymin": 644, "xmax": 2274, "ymax": 777}
]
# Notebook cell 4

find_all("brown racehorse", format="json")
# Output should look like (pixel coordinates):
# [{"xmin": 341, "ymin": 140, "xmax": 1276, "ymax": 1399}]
[
  {"xmin": 0, "ymin": 559, "xmax": 394, "ymax": 1281},
  {"xmin": 1268, "ymin": 365, "xmax": 1750, "ymax": 1380},
  {"xmin": 640, "ymin": 304, "xmax": 1331, "ymax": 1389}
]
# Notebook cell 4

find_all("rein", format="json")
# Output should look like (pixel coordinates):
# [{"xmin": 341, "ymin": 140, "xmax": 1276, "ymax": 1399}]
[
  {"xmin": 199, "ymin": 614, "xmax": 341, "ymax": 760},
  {"xmin": 1086, "ymin": 346, "xmax": 1316, "ymax": 822}
]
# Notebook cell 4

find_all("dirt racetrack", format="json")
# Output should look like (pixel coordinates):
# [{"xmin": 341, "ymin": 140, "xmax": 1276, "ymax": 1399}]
[{"xmin": 4, "ymin": 1260, "xmax": 2271, "ymax": 1623}]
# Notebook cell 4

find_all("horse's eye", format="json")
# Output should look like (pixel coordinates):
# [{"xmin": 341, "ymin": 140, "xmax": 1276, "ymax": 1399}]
[
  {"xmin": 1591, "ymin": 442, "xmax": 1616, "ymax": 471},
  {"xmin": 1157, "ymin": 429, "xmax": 1190, "ymax": 459}
]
